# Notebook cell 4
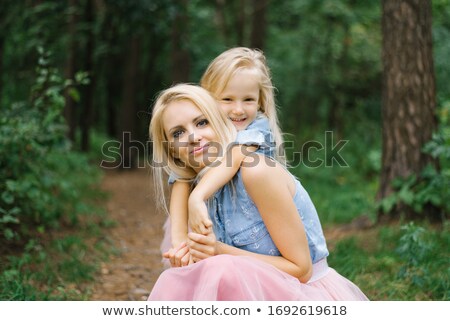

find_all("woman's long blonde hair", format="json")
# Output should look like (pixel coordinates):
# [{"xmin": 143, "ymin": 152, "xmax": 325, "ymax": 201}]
[
  {"xmin": 149, "ymin": 84, "xmax": 236, "ymax": 213},
  {"xmin": 200, "ymin": 47, "xmax": 285, "ymax": 164}
]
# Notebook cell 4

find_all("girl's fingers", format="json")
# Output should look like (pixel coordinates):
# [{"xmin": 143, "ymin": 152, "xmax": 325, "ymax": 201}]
[
  {"xmin": 173, "ymin": 246, "xmax": 190, "ymax": 267},
  {"xmin": 180, "ymin": 251, "xmax": 191, "ymax": 267}
]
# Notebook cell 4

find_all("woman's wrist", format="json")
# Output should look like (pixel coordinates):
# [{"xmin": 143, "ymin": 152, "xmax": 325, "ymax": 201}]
[{"xmin": 214, "ymin": 241, "xmax": 223, "ymax": 256}]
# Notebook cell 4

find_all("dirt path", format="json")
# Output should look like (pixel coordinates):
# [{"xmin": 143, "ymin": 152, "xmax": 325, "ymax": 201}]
[{"xmin": 90, "ymin": 168, "xmax": 166, "ymax": 301}]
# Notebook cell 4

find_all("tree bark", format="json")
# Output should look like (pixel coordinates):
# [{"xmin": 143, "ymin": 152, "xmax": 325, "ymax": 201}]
[
  {"xmin": 378, "ymin": 0, "xmax": 438, "ymax": 220},
  {"xmin": 120, "ymin": 36, "xmax": 140, "ymax": 169}
]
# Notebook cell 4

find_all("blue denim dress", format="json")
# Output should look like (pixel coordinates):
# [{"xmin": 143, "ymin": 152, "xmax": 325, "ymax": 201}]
[{"xmin": 208, "ymin": 170, "xmax": 329, "ymax": 264}]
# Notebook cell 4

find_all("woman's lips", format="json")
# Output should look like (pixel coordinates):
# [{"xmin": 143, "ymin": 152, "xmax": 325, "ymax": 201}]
[{"xmin": 190, "ymin": 144, "xmax": 209, "ymax": 155}]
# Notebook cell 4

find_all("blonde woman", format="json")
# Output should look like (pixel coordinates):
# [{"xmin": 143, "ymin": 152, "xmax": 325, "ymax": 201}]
[
  {"xmin": 148, "ymin": 84, "xmax": 368, "ymax": 300},
  {"xmin": 164, "ymin": 48, "xmax": 285, "ymax": 266}
]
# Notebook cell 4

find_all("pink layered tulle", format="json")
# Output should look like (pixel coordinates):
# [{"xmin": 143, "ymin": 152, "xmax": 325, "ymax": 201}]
[
  {"xmin": 160, "ymin": 218, "xmax": 172, "ymax": 269},
  {"xmin": 148, "ymin": 254, "xmax": 368, "ymax": 301}
]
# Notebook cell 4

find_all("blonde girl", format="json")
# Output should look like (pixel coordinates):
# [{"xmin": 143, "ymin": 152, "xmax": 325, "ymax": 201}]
[{"xmin": 166, "ymin": 48, "xmax": 285, "ymax": 265}]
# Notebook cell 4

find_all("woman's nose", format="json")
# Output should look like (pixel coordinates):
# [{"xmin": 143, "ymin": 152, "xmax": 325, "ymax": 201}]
[{"xmin": 188, "ymin": 129, "xmax": 202, "ymax": 143}]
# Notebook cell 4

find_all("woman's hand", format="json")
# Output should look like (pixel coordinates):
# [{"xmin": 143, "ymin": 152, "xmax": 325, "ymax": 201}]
[
  {"xmin": 187, "ymin": 230, "xmax": 218, "ymax": 262},
  {"xmin": 162, "ymin": 242, "xmax": 192, "ymax": 267}
]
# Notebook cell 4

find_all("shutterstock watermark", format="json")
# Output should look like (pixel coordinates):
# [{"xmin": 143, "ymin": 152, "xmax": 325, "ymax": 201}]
[{"xmin": 99, "ymin": 131, "xmax": 349, "ymax": 169}]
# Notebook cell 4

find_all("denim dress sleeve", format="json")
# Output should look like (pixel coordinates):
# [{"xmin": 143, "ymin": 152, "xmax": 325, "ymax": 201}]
[{"xmin": 235, "ymin": 114, "xmax": 275, "ymax": 159}]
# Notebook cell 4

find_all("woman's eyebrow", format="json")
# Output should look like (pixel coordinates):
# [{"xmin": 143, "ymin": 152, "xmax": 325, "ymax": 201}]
[
  {"xmin": 167, "ymin": 114, "xmax": 204, "ymax": 134},
  {"xmin": 192, "ymin": 115, "xmax": 204, "ymax": 123},
  {"xmin": 168, "ymin": 125, "xmax": 183, "ymax": 135}
]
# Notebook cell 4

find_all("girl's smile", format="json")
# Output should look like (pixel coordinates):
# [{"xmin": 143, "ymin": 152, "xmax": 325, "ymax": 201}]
[{"xmin": 218, "ymin": 69, "xmax": 260, "ymax": 131}]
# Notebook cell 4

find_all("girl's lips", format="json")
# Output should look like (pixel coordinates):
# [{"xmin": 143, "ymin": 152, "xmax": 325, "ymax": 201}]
[{"xmin": 230, "ymin": 117, "xmax": 247, "ymax": 122}]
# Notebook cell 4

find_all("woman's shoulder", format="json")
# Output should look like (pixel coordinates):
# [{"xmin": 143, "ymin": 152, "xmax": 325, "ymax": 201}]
[{"xmin": 240, "ymin": 154, "xmax": 290, "ymax": 187}]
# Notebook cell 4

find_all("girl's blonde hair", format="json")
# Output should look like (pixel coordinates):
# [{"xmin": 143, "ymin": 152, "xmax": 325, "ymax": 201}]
[
  {"xmin": 149, "ymin": 84, "xmax": 236, "ymax": 213},
  {"xmin": 200, "ymin": 47, "xmax": 285, "ymax": 164}
]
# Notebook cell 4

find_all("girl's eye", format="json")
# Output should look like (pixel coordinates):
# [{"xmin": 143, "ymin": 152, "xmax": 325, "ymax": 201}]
[
  {"xmin": 221, "ymin": 97, "xmax": 232, "ymax": 102},
  {"xmin": 245, "ymin": 97, "xmax": 256, "ymax": 102},
  {"xmin": 197, "ymin": 119, "xmax": 209, "ymax": 127}
]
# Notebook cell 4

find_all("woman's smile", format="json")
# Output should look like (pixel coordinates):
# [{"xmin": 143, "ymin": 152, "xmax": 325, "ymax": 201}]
[{"xmin": 162, "ymin": 100, "xmax": 218, "ymax": 172}]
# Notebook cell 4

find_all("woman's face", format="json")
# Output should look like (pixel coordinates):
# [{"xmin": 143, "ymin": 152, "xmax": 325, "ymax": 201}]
[{"xmin": 162, "ymin": 99, "xmax": 218, "ymax": 172}]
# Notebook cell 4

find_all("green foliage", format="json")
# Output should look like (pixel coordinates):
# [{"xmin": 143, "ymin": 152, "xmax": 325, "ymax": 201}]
[
  {"xmin": 0, "ymin": 48, "xmax": 99, "ymax": 241},
  {"xmin": 328, "ymin": 222, "xmax": 449, "ymax": 300}
]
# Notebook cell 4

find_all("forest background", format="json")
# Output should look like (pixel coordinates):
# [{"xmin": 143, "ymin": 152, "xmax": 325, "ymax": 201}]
[{"xmin": 0, "ymin": 0, "xmax": 448, "ymax": 300}]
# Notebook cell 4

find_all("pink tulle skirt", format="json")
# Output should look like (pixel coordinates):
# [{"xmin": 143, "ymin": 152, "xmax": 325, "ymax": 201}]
[
  {"xmin": 160, "ymin": 218, "xmax": 172, "ymax": 269},
  {"xmin": 148, "ymin": 254, "xmax": 368, "ymax": 301}
]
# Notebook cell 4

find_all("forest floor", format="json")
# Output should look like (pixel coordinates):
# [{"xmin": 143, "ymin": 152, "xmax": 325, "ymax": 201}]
[{"xmin": 89, "ymin": 167, "xmax": 373, "ymax": 301}]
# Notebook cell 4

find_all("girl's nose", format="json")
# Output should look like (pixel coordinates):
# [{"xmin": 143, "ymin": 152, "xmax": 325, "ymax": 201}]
[{"xmin": 232, "ymin": 102, "xmax": 244, "ymax": 115}]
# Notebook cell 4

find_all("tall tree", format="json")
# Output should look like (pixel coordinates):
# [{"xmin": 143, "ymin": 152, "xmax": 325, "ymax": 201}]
[
  {"xmin": 171, "ymin": 0, "xmax": 190, "ymax": 83},
  {"xmin": 250, "ymin": 0, "xmax": 268, "ymax": 50},
  {"xmin": 63, "ymin": 0, "xmax": 79, "ymax": 142},
  {"xmin": 80, "ymin": 0, "xmax": 96, "ymax": 152},
  {"xmin": 120, "ymin": 36, "xmax": 140, "ymax": 169},
  {"xmin": 378, "ymin": 0, "xmax": 438, "ymax": 220}
]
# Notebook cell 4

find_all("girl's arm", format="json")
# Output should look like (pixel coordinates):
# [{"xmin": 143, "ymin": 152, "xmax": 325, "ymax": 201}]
[
  {"xmin": 189, "ymin": 154, "xmax": 313, "ymax": 283},
  {"xmin": 169, "ymin": 181, "xmax": 190, "ymax": 247},
  {"xmin": 188, "ymin": 144, "xmax": 257, "ymax": 234}
]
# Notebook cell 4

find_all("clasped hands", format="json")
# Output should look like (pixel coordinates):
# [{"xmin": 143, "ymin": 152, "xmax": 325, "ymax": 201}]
[{"xmin": 163, "ymin": 195, "xmax": 215, "ymax": 268}]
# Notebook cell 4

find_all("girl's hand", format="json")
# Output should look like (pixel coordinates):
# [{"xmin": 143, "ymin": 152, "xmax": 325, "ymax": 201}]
[
  {"xmin": 162, "ymin": 242, "xmax": 192, "ymax": 267},
  {"xmin": 188, "ymin": 195, "xmax": 213, "ymax": 235},
  {"xmin": 187, "ymin": 230, "xmax": 218, "ymax": 262}
]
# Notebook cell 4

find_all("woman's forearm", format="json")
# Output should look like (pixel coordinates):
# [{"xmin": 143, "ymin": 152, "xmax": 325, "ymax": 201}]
[{"xmin": 215, "ymin": 241, "xmax": 312, "ymax": 283}]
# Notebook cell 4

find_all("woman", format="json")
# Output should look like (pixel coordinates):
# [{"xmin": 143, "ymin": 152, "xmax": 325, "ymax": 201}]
[{"xmin": 148, "ymin": 84, "xmax": 368, "ymax": 300}]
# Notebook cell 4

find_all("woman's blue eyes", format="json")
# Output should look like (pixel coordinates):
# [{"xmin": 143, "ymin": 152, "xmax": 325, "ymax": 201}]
[
  {"xmin": 197, "ymin": 119, "xmax": 208, "ymax": 127},
  {"xmin": 171, "ymin": 119, "xmax": 208, "ymax": 138},
  {"xmin": 172, "ymin": 130, "xmax": 183, "ymax": 138}
]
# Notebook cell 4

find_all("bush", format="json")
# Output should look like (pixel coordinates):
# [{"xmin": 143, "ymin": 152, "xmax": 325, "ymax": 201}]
[{"xmin": 0, "ymin": 47, "xmax": 98, "ymax": 242}]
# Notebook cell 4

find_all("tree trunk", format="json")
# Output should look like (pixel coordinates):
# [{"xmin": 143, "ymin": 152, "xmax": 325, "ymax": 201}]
[
  {"xmin": 120, "ymin": 36, "xmax": 140, "ymax": 169},
  {"xmin": 215, "ymin": 0, "xmax": 230, "ymax": 46},
  {"xmin": 378, "ymin": 0, "xmax": 438, "ymax": 220},
  {"xmin": 80, "ymin": 0, "xmax": 96, "ymax": 152},
  {"xmin": 250, "ymin": 0, "xmax": 268, "ymax": 50},
  {"xmin": 63, "ymin": 0, "xmax": 78, "ymax": 142},
  {"xmin": 236, "ymin": 0, "xmax": 246, "ymax": 46},
  {"xmin": 171, "ymin": 0, "xmax": 190, "ymax": 83}
]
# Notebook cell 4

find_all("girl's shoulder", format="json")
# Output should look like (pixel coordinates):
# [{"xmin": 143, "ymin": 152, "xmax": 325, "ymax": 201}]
[{"xmin": 247, "ymin": 113, "xmax": 270, "ymax": 131}]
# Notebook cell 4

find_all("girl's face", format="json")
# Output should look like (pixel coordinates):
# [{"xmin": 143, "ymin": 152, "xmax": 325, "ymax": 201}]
[
  {"xmin": 218, "ymin": 69, "xmax": 260, "ymax": 131},
  {"xmin": 162, "ymin": 100, "xmax": 218, "ymax": 172}
]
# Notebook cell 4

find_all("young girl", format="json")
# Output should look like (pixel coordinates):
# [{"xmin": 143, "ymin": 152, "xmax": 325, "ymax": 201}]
[
  {"xmin": 149, "ymin": 84, "xmax": 368, "ymax": 300},
  {"xmin": 163, "ymin": 48, "xmax": 285, "ymax": 265}
]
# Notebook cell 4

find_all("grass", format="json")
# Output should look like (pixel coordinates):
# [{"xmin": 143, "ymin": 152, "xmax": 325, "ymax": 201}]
[
  {"xmin": 0, "ymin": 216, "xmax": 115, "ymax": 300},
  {"xmin": 327, "ymin": 222, "xmax": 449, "ymax": 300}
]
